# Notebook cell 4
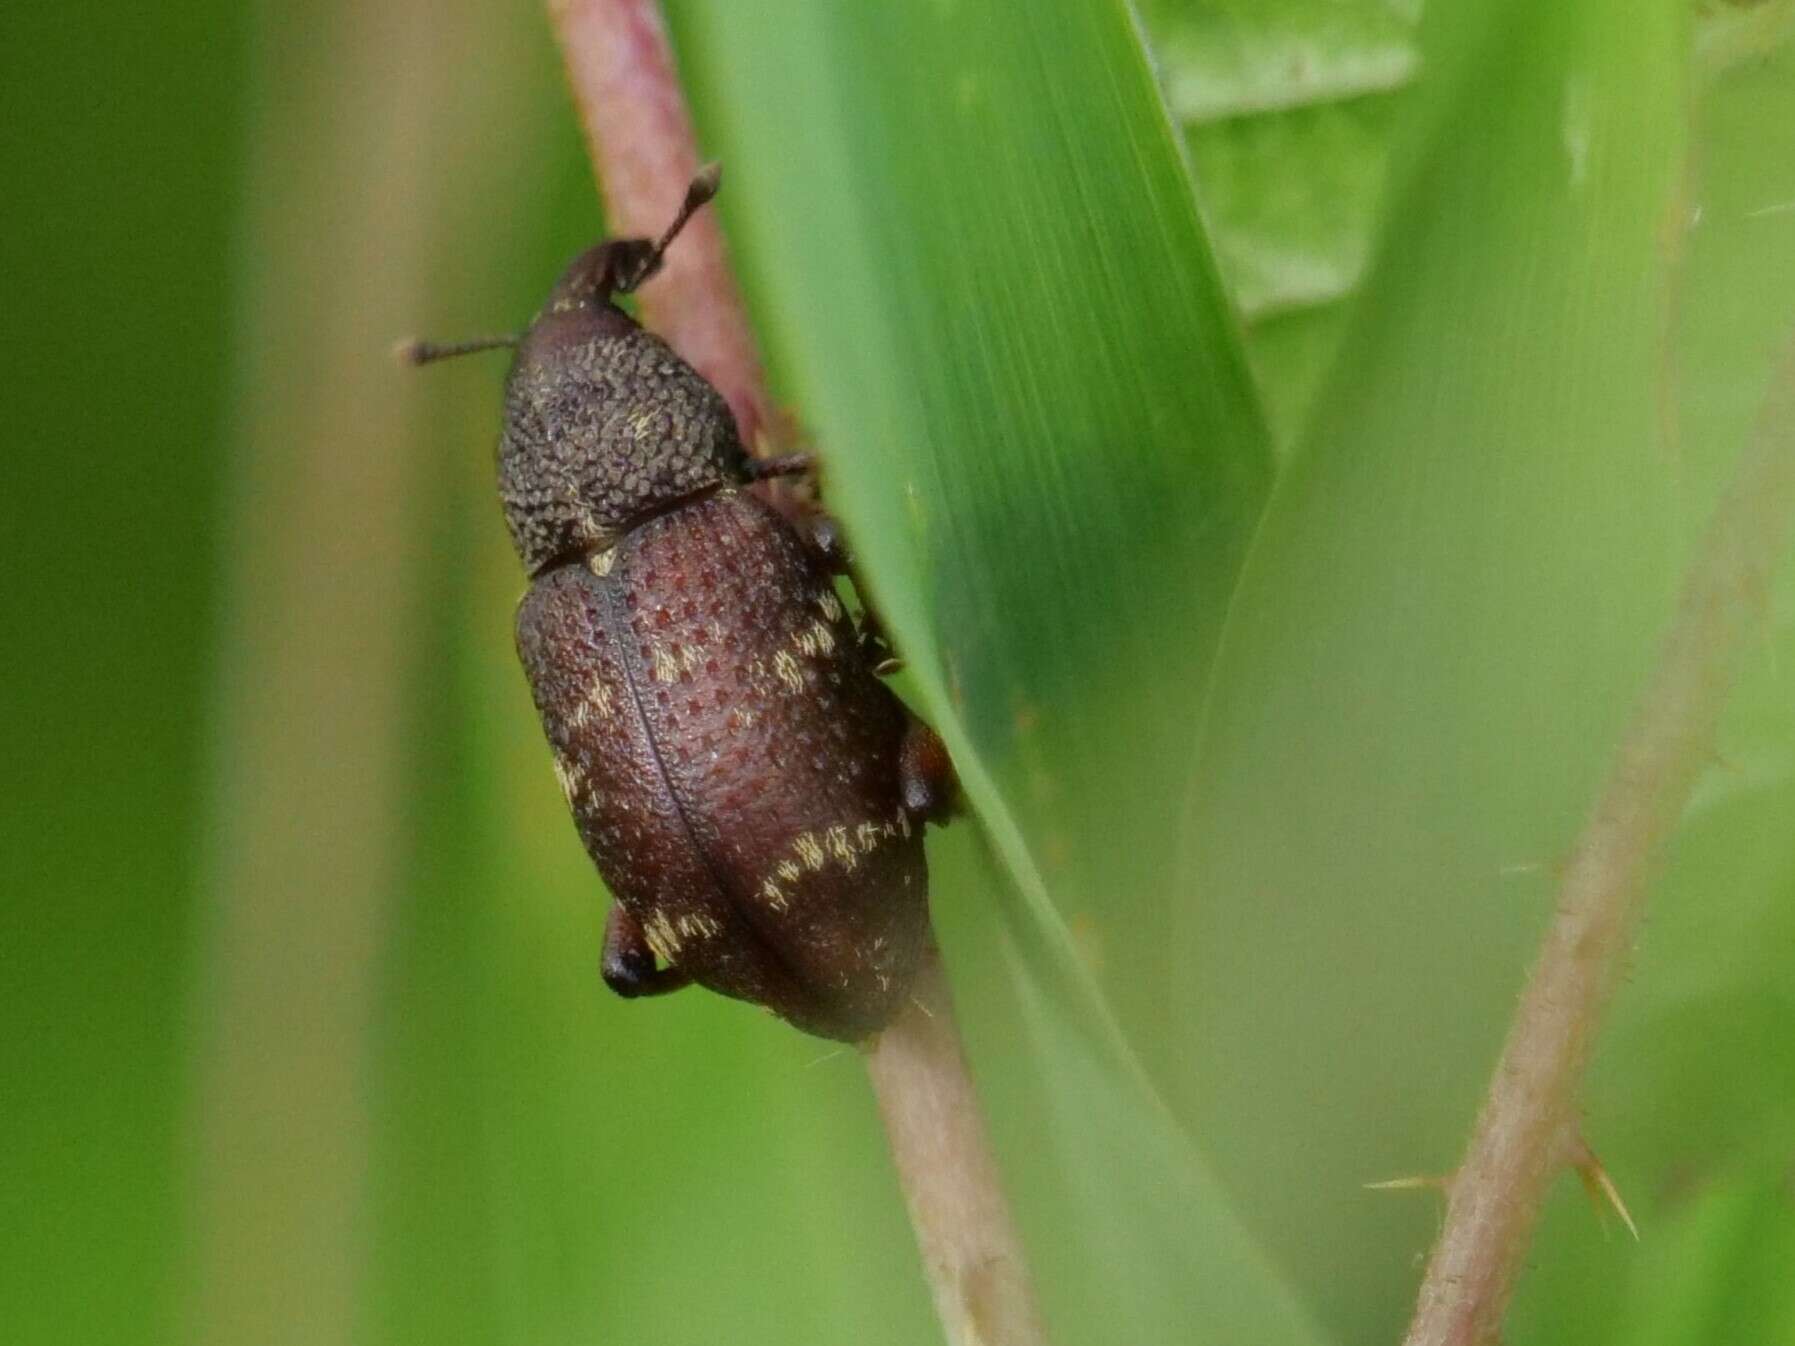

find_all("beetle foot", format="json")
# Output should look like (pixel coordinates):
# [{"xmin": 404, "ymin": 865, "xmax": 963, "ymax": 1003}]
[
  {"xmin": 806, "ymin": 514, "xmax": 850, "ymax": 574},
  {"xmin": 898, "ymin": 716, "xmax": 959, "ymax": 824},
  {"xmin": 601, "ymin": 905, "xmax": 692, "ymax": 998}
]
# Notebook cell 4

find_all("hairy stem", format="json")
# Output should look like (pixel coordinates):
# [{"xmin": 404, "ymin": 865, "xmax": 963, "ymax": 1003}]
[
  {"xmin": 545, "ymin": 8, "xmax": 1044, "ymax": 1343},
  {"xmin": 547, "ymin": 0, "xmax": 770, "ymax": 448},
  {"xmin": 1403, "ymin": 338, "xmax": 1795, "ymax": 1346},
  {"xmin": 865, "ymin": 953, "xmax": 1049, "ymax": 1346}
]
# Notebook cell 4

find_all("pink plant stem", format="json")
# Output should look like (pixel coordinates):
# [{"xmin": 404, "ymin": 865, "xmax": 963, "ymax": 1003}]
[
  {"xmin": 1402, "ymin": 340, "xmax": 1795, "ymax": 1346},
  {"xmin": 544, "ymin": 8, "xmax": 1045, "ymax": 1344},
  {"xmin": 865, "ymin": 953, "xmax": 1050, "ymax": 1346},
  {"xmin": 548, "ymin": 0, "xmax": 770, "ymax": 448}
]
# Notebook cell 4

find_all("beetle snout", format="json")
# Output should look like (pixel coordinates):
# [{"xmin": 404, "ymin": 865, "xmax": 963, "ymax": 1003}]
[{"xmin": 549, "ymin": 239, "xmax": 659, "ymax": 310}]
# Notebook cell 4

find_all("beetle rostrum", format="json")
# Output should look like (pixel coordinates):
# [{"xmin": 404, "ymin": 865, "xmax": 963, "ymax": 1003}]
[{"xmin": 407, "ymin": 165, "xmax": 955, "ymax": 1042}]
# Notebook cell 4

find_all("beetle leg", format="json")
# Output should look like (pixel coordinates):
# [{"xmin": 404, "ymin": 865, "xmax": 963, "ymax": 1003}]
[
  {"xmin": 859, "ymin": 609, "xmax": 900, "ymax": 672},
  {"xmin": 744, "ymin": 452, "xmax": 815, "ymax": 481},
  {"xmin": 805, "ymin": 513, "xmax": 850, "ymax": 575},
  {"xmin": 898, "ymin": 715, "xmax": 960, "ymax": 824},
  {"xmin": 601, "ymin": 904, "xmax": 692, "ymax": 998},
  {"xmin": 805, "ymin": 514, "xmax": 906, "ymax": 671}
]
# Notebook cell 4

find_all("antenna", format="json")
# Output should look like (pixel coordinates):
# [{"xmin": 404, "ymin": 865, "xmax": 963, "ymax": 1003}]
[
  {"xmin": 618, "ymin": 162, "xmax": 723, "ymax": 294},
  {"xmin": 393, "ymin": 334, "xmax": 518, "ymax": 366}
]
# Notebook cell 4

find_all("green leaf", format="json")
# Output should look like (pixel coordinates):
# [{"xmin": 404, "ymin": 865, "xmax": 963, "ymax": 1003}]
[
  {"xmin": 667, "ymin": 2, "xmax": 1326, "ymax": 1342},
  {"xmin": 1172, "ymin": 0, "xmax": 1698, "ymax": 1337},
  {"xmin": 1514, "ymin": 35, "xmax": 1795, "ymax": 1342},
  {"xmin": 1139, "ymin": 0, "xmax": 1424, "ymax": 441}
]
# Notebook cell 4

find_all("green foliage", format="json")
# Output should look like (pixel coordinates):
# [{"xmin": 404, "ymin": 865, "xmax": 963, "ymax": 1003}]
[
  {"xmin": 8, "ymin": 1, "xmax": 1795, "ymax": 1345},
  {"xmin": 1143, "ymin": 0, "xmax": 1422, "ymax": 442}
]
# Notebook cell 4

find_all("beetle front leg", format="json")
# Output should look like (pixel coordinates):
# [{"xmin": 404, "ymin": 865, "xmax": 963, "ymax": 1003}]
[
  {"xmin": 898, "ymin": 714, "xmax": 959, "ymax": 824},
  {"xmin": 601, "ymin": 904, "xmax": 692, "ymax": 998},
  {"xmin": 744, "ymin": 451, "xmax": 815, "ymax": 482},
  {"xmin": 806, "ymin": 515, "xmax": 903, "ymax": 673}
]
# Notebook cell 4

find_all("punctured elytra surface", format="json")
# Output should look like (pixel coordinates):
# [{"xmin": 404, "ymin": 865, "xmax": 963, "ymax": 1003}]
[{"xmin": 516, "ymin": 488, "xmax": 930, "ymax": 1041}]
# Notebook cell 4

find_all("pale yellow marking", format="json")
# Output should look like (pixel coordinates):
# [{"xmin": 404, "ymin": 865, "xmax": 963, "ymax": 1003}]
[
  {"xmin": 573, "ymin": 513, "xmax": 605, "ymax": 545},
  {"xmin": 816, "ymin": 591, "xmax": 844, "ymax": 623},
  {"xmin": 627, "ymin": 408, "xmax": 658, "ymax": 440},
  {"xmin": 727, "ymin": 708, "xmax": 757, "ymax": 732},
  {"xmin": 793, "ymin": 833, "xmax": 827, "ymax": 872},
  {"xmin": 826, "ymin": 825, "xmax": 858, "ymax": 871},
  {"xmin": 552, "ymin": 755, "xmax": 584, "ymax": 801},
  {"xmin": 747, "ymin": 658, "xmax": 770, "ymax": 693},
  {"xmin": 773, "ymin": 650, "xmax": 803, "ymax": 693},
  {"xmin": 759, "ymin": 878, "xmax": 790, "ymax": 912},
  {"xmin": 760, "ymin": 807, "xmax": 917, "ymax": 912},
  {"xmin": 793, "ymin": 620, "xmax": 836, "ymax": 659},
  {"xmin": 651, "ymin": 645, "xmax": 680, "ymax": 684},
  {"xmin": 675, "ymin": 912, "xmax": 722, "ymax": 941},
  {"xmin": 679, "ymin": 644, "xmax": 703, "ymax": 674},
  {"xmin": 587, "ymin": 547, "xmax": 617, "ymax": 577},
  {"xmin": 589, "ymin": 679, "xmax": 615, "ymax": 720},
  {"xmin": 642, "ymin": 910, "xmax": 681, "ymax": 961},
  {"xmin": 568, "ymin": 679, "xmax": 613, "ymax": 731}
]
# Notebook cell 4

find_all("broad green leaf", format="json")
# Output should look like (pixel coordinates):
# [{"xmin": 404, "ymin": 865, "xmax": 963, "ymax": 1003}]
[
  {"xmin": 1143, "ymin": 0, "xmax": 1420, "ymax": 121},
  {"xmin": 1139, "ymin": 0, "xmax": 1423, "ymax": 441},
  {"xmin": 1514, "ymin": 36, "xmax": 1795, "ymax": 1342},
  {"xmin": 665, "ymin": 2, "xmax": 1325, "ymax": 1343},
  {"xmin": 0, "ymin": 3, "xmax": 245, "ymax": 1343},
  {"xmin": 1174, "ymin": 0, "xmax": 1692, "ymax": 1339}
]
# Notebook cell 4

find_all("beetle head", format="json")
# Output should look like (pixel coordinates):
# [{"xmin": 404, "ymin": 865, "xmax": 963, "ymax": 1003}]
[{"xmin": 495, "ymin": 164, "xmax": 751, "ymax": 573}]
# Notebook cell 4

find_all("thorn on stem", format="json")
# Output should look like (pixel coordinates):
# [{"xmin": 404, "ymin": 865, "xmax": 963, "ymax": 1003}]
[
  {"xmin": 1366, "ymin": 1173, "xmax": 1454, "ymax": 1194},
  {"xmin": 1569, "ymin": 1136, "xmax": 1639, "ymax": 1241}
]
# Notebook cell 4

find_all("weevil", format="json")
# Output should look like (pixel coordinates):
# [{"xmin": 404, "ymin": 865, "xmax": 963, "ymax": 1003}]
[{"xmin": 406, "ymin": 166, "xmax": 955, "ymax": 1042}]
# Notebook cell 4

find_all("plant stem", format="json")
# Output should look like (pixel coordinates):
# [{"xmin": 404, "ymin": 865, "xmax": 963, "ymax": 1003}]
[
  {"xmin": 865, "ymin": 952, "xmax": 1049, "ymax": 1346},
  {"xmin": 545, "ymin": 8, "xmax": 1045, "ymax": 1343},
  {"xmin": 1402, "ymin": 338, "xmax": 1795, "ymax": 1346},
  {"xmin": 547, "ymin": 0, "xmax": 770, "ymax": 448}
]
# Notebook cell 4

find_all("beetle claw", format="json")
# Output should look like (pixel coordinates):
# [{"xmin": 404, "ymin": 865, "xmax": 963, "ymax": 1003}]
[
  {"xmin": 899, "ymin": 716, "xmax": 959, "ymax": 824},
  {"xmin": 601, "ymin": 905, "xmax": 692, "ymax": 999}
]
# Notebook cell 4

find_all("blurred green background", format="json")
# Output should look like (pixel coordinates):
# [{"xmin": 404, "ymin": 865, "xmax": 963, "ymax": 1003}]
[{"xmin": 5, "ymin": 1, "xmax": 1794, "ymax": 1344}]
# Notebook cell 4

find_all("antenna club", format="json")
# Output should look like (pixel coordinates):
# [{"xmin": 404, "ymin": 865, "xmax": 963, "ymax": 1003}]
[{"xmin": 689, "ymin": 161, "xmax": 722, "ymax": 206}]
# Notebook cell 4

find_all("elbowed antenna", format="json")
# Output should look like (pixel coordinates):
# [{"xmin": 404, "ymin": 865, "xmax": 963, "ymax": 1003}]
[
  {"xmin": 393, "ymin": 333, "xmax": 519, "ymax": 366},
  {"xmin": 616, "ymin": 161, "xmax": 723, "ymax": 295},
  {"xmin": 398, "ymin": 163, "xmax": 724, "ymax": 359}
]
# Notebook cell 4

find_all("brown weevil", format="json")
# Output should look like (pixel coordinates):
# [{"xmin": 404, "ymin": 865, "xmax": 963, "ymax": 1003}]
[{"xmin": 406, "ymin": 165, "xmax": 956, "ymax": 1042}]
